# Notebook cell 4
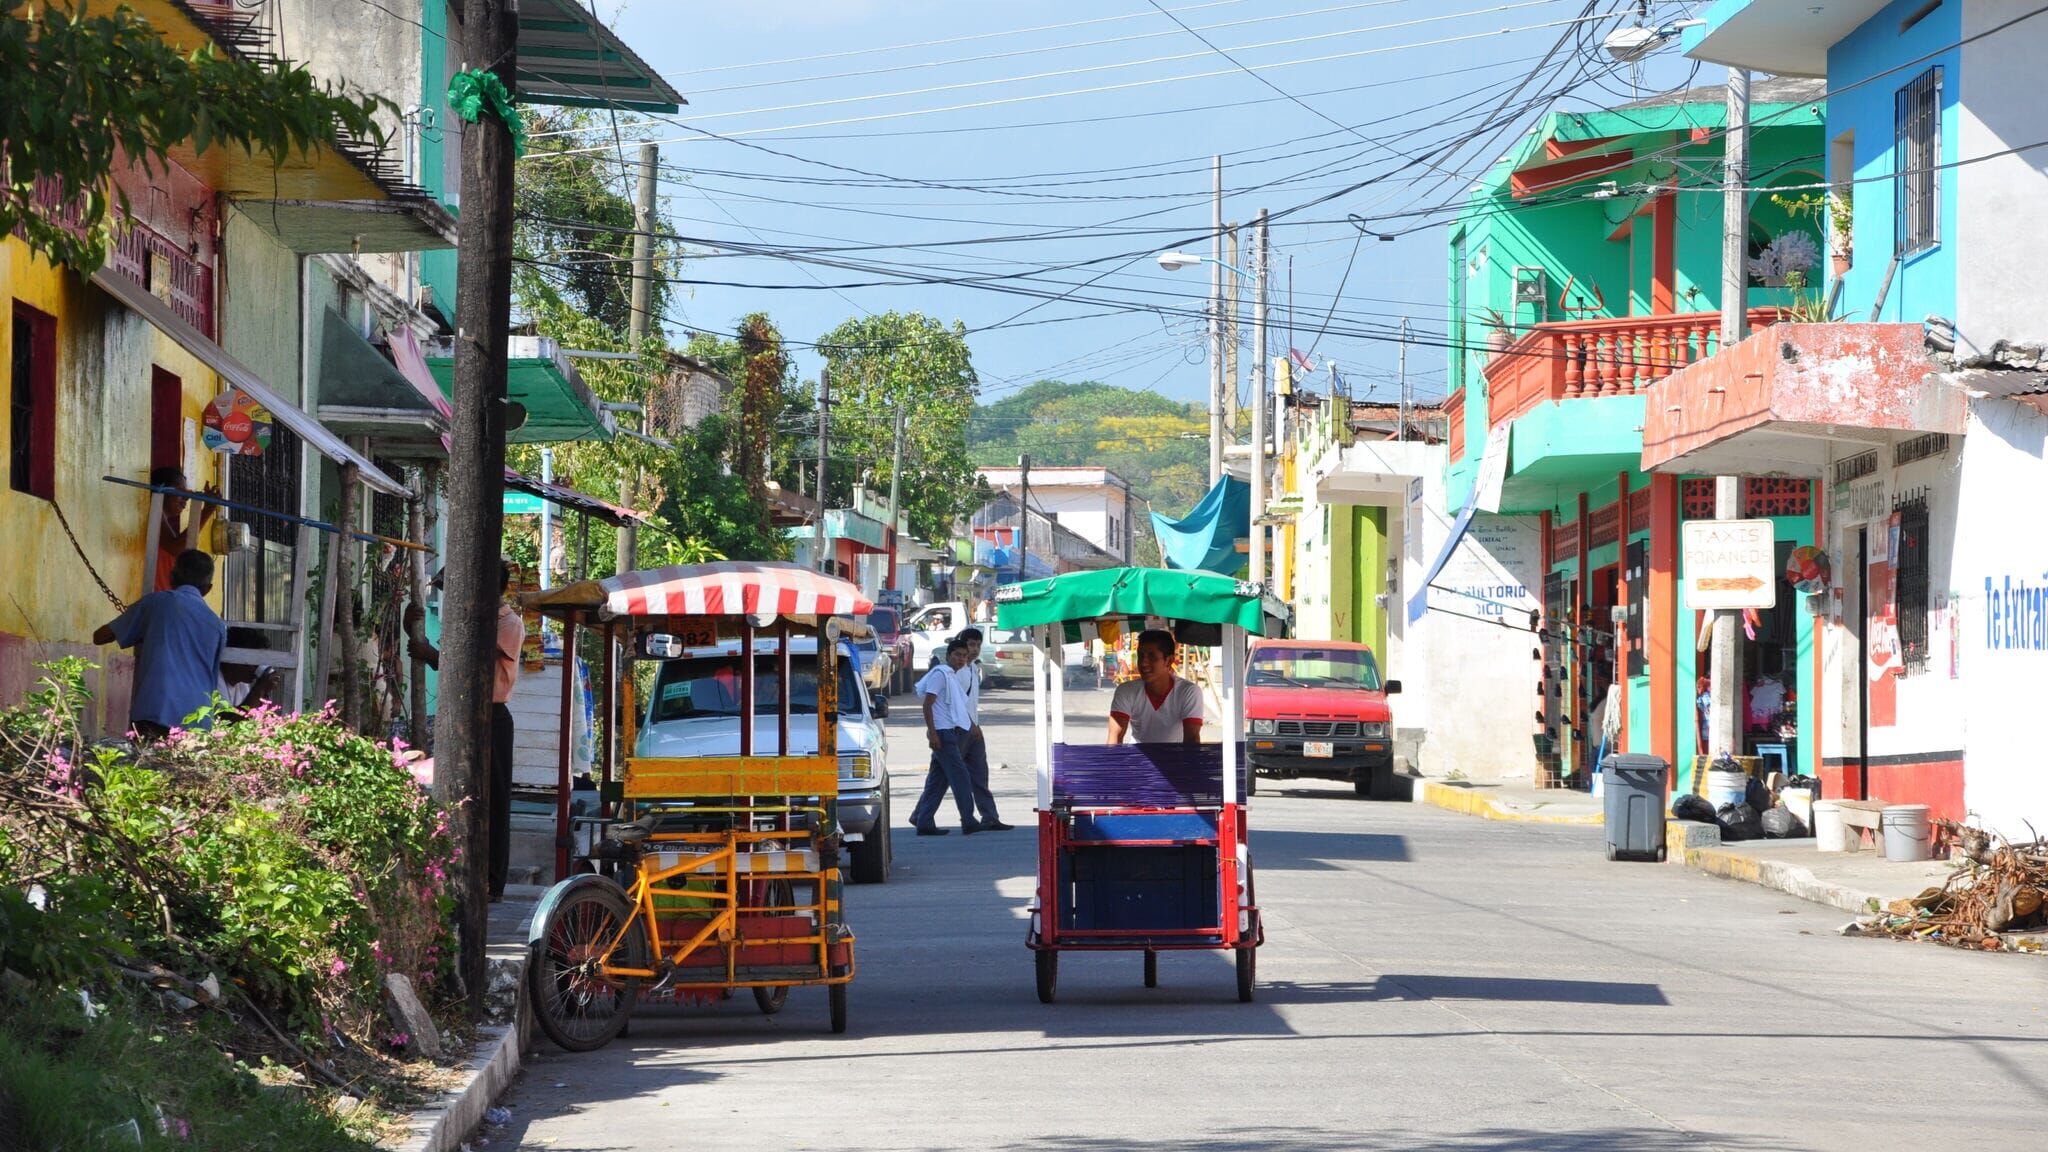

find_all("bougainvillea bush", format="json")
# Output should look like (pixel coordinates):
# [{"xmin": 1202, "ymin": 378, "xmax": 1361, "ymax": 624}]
[{"xmin": 1, "ymin": 658, "xmax": 457, "ymax": 1036}]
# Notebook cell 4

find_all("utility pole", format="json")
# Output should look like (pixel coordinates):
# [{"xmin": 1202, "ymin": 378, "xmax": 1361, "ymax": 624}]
[
  {"xmin": 1208, "ymin": 155, "xmax": 1224, "ymax": 485},
  {"xmin": 619, "ymin": 142, "xmax": 658, "ymax": 576},
  {"xmin": 1710, "ymin": 67, "xmax": 1752, "ymax": 762},
  {"xmin": 885, "ymin": 408, "xmax": 905, "ymax": 591},
  {"xmin": 1397, "ymin": 317, "xmax": 1410, "ymax": 441},
  {"xmin": 1017, "ymin": 453, "xmax": 1032, "ymax": 583},
  {"xmin": 439, "ymin": 0, "xmax": 517, "ymax": 1020},
  {"xmin": 813, "ymin": 367, "xmax": 830, "ymax": 573},
  {"xmin": 1223, "ymin": 224, "xmax": 1240, "ymax": 436},
  {"xmin": 1249, "ymin": 208, "xmax": 1269, "ymax": 588}
]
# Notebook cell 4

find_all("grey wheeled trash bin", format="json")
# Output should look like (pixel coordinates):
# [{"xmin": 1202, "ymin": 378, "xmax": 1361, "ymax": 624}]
[{"xmin": 1601, "ymin": 753, "xmax": 1669, "ymax": 862}]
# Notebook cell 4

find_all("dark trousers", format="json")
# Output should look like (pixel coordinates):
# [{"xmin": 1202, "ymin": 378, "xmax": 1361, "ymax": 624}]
[
  {"xmin": 909, "ymin": 728, "xmax": 976, "ymax": 830},
  {"xmin": 964, "ymin": 728, "xmax": 1001, "ymax": 823},
  {"xmin": 490, "ymin": 702, "xmax": 514, "ymax": 899}
]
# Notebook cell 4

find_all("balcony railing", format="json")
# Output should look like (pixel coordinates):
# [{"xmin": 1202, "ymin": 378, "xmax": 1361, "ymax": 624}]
[{"xmin": 1482, "ymin": 308, "xmax": 1784, "ymax": 431}]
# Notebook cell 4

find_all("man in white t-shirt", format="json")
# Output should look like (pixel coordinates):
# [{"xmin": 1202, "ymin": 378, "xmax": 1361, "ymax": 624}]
[
  {"xmin": 952, "ymin": 627, "xmax": 1012, "ymax": 831},
  {"xmin": 907, "ymin": 639, "xmax": 982, "ymax": 835},
  {"xmin": 1108, "ymin": 629, "xmax": 1204, "ymax": 745}
]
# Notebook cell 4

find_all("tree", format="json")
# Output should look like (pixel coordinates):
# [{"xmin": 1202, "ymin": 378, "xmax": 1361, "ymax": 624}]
[
  {"xmin": 815, "ymin": 311, "xmax": 979, "ymax": 544},
  {"xmin": 514, "ymin": 109, "xmax": 683, "ymax": 331},
  {"xmin": 684, "ymin": 313, "xmax": 798, "ymax": 540},
  {"xmin": 968, "ymin": 379, "xmax": 1212, "ymax": 567},
  {"xmin": 1, "ymin": 0, "xmax": 388, "ymax": 272}
]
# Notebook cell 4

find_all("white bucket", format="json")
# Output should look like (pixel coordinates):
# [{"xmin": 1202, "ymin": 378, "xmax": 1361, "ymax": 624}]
[
  {"xmin": 1813, "ymin": 800, "xmax": 1847, "ymax": 853},
  {"xmin": 1706, "ymin": 768, "xmax": 1748, "ymax": 809},
  {"xmin": 1782, "ymin": 786, "xmax": 1815, "ymax": 831},
  {"xmin": 1882, "ymin": 804, "xmax": 1934, "ymax": 862}
]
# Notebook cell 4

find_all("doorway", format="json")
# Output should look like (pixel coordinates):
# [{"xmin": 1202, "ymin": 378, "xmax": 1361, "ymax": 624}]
[{"xmin": 149, "ymin": 367, "xmax": 182, "ymax": 474}]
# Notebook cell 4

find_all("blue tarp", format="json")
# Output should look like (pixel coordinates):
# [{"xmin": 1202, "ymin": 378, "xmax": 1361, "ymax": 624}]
[
  {"xmin": 1150, "ymin": 475, "xmax": 1249, "ymax": 576},
  {"xmin": 976, "ymin": 537, "xmax": 1057, "ymax": 584}
]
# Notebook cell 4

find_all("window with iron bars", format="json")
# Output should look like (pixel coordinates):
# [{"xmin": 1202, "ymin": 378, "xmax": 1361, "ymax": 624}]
[
  {"xmin": 224, "ymin": 425, "xmax": 301, "ymax": 626},
  {"xmin": 1895, "ymin": 67, "xmax": 1942, "ymax": 256},
  {"xmin": 1895, "ymin": 496, "xmax": 1930, "ymax": 674}
]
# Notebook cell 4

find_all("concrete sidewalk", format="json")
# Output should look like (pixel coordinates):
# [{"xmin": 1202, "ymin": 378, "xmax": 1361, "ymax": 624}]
[
  {"xmin": 1416, "ymin": 777, "xmax": 1604, "ymax": 825},
  {"xmin": 386, "ymin": 885, "xmax": 540, "ymax": 1152},
  {"xmin": 1674, "ymin": 832, "xmax": 1955, "ymax": 915}
]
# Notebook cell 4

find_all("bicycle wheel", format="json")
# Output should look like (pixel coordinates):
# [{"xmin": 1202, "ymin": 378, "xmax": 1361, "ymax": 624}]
[{"xmin": 530, "ymin": 881, "xmax": 646, "ymax": 1052}]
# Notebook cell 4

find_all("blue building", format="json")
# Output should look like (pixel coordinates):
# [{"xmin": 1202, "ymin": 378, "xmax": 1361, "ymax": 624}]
[{"xmin": 1642, "ymin": 1, "xmax": 2048, "ymax": 838}]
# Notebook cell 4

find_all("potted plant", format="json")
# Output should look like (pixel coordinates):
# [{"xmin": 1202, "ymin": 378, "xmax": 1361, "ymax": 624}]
[{"xmin": 1480, "ymin": 307, "xmax": 1513, "ymax": 357}]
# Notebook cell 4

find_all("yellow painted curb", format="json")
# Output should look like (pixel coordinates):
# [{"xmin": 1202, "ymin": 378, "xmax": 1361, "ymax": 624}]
[{"xmin": 1419, "ymin": 780, "xmax": 1604, "ymax": 826}]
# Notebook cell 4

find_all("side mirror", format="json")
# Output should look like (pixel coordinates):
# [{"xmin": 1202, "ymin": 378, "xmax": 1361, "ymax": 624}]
[
  {"xmin": 639, "ymin": 632, "xmax": 683, "ymax": 660},
  {"xmin": 1383, "ymin": 679, "xmax": 1403, "ymax": 695},
  {"xmin": 871, "ymin": 693, "xmax": 890, "ymax": 719}
]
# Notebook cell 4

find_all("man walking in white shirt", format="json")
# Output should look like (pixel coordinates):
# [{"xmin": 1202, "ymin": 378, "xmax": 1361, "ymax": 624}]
[
  {"xmin": 952, "ymin": 628, "xmax": 1012, "ymax": 831},
  {"xmin": 908, "ymin": 639, "xmax": 981, "ymax": 835}
]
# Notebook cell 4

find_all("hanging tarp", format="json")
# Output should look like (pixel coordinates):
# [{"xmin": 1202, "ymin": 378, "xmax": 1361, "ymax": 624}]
[{"xmin": 1149, "ymin": 475, "xmax": 1250, "ymax": 576}]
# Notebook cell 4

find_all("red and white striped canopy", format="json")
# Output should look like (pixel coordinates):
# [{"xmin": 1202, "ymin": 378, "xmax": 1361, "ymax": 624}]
[{"xmin": 597, "ymin": 561, "xmax": 873, "ymax": 619}]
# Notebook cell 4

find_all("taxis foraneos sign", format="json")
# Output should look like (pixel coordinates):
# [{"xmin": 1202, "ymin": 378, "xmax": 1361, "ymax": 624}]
[{"xmin": 202, "ymin": 389, "xmax": 273, "ymax": 456}]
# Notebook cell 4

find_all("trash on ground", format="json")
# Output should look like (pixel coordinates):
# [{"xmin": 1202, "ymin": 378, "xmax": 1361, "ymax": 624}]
[{"xmin": 1855, "ymin": 822, "xmax": 2048, "ymax": 952}]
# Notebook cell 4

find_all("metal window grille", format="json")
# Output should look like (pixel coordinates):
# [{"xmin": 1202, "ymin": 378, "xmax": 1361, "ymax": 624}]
[
  {"xmin": 1895, "ymin": 496, "xmax": 1930, "ymax": 673},
  {"xmin": 1895, "ymin": 68, "xmax": 1942, "ymax": 255},
  {"xmin": 225, "ymin": 425, "xmax": 302, "ymax": 624}
]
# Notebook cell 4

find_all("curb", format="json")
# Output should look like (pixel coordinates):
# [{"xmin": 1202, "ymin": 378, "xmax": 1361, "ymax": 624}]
[
  {"xmin": 1417, "ymin": 780, "xmax": 1604, "ymax": 826},
  {"xmin": 1679, "ymin": 841, "xmax": 1889, "ymax": 915},
  {"xmin": 383, "ymin": 939, "xmax": 532, "ymax": 1151}
]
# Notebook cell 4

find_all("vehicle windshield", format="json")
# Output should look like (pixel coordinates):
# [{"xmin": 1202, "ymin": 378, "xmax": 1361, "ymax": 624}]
[
  {"xmin": 1247, "ymin": 647, "xmax": 1382, "ymax": 690},
  {"xmin": 863, "ymin": 607, "xmax": 900, "ymax": 639},
  {"xmin": 649, "ymin": 653, "xmax": 862, "ymax": 723},
  {"xmin": 989, "ymin": 629, "xmax": 1030, "ymax": 645}
]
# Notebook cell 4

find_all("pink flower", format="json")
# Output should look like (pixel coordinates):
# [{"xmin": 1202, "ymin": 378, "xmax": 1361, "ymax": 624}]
[{"xmin": 329, "ymin": 958, "xmax": 347, "ymax": 977}]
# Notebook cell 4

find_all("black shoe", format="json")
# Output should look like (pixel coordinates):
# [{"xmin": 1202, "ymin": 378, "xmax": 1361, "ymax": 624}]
[
  {"xmin": 977, "ymin": 820, "xmax": 1015, "ymax": 831},
  {"xmin": 914, "ymin": 825, "xmax": 949, "ymax": 836},
  {"xmin": 960, "ymin": 822, "xmax": 983, "ymax": 835}
]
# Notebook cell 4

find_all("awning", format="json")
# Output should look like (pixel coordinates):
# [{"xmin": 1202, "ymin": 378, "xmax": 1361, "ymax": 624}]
[
  {"xmin": 91, "ymin": 268, "xmax": 409, "ymax": 497},
  {"xmin": 234, "ymin": 198, "xmax": 457, "ymax": 255},
  {"xmin": 315, "ymin": 307, "xmax": 448, "ymax": 446},
  {"xmin": 993, "ymin": 567, "xmax": 1265, "ymax": 634},
  {"xmin": 1408, "ymin": 425, "xmax": 1507, "ymax": 624},
  {"xmin": 528, "ymin": 561, "xmax": 872, "ymax": 621},
  {"xmin": 424, "ymin": 337, "xmax": 615, "ymax": 444},
  {"xmin": 784, "ymin": 508, "xmax": 890, "ymax": 550},
  {"xmin": 1149, "ymin": 475, "xmax": 1249, "ymax": 576},
  {"xmin": 504, "ymin": 467, "xmax": 648, "ymax": 527},
  {"xmin": 516, "ymin": 0, "xmax": 687, "ymax": 114}
]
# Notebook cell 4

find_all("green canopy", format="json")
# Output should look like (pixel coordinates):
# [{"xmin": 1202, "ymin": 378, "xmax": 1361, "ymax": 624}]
[{"xmin": 994, "ymin": 567, "xmax": 1265, "ymax": 634}]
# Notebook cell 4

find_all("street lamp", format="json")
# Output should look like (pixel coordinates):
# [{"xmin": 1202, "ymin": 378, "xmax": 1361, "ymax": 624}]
[{"xmin": 1157, "ymin": 250, "xmax": 1247, "ymax": 277}]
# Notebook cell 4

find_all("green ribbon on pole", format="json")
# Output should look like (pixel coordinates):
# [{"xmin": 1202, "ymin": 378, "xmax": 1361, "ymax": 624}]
[{"xmin": 447, "ymin": 69, "xmax": 527, "ymax": 158}]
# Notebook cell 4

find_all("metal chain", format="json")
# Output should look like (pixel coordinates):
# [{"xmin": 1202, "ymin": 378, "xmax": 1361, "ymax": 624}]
[{"xmin": 50, "ymin": 499, "xmax": 129, "ymax": 614}]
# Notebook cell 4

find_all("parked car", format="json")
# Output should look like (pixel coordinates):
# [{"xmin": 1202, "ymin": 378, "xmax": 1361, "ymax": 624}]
[
  {"xmin": 861, "ymin": 607, "xmax": 908, "ymax": 696},
  {"xmin": 847, "ymin": 626, "xmax": 894, "ymax": 697},
  {"xmin": 983, "ymin": 628, "xmax": 1097, "ymax": 689},
  {"xmin": 1244, "ymin": 639, "xmax": 1401, "ymax": 799},
  {"xmin": 638, "ymin": 636, "xmax": 893, "ymax": 882}
]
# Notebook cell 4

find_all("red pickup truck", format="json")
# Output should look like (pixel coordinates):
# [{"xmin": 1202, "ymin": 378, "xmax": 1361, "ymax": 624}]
[{"xmin": 1244, "ymin": 639, "xmax": 1402, "ymax": 799}]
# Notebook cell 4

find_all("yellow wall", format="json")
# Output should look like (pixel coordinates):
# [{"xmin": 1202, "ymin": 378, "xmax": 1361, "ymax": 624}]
[{"xmin": 2, "ymin": 237, "xmax": 223, "ymax": 727}]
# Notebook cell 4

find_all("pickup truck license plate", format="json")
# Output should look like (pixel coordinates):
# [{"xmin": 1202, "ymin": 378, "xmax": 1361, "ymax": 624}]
[{"xmin": 1304, "ymin": 741, "xmax": 1335, "ymax": 758}]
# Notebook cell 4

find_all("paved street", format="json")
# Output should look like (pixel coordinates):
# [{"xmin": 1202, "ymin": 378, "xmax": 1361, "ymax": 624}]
[{"xmin": 501, "ymin": 687, "xmax": 2048, "ymax": 1152}]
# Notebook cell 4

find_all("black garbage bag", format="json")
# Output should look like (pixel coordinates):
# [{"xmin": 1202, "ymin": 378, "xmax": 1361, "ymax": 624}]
[
  {"xmin": 1759, "ymin": 805, "xmax": 1804, "ymax": 839},
  {"xmin": 1717, "ymin": 801, "xmax": 1763, "ymax": 841},
  {"xmin": 1672, "ymin": 794, "xmax": 1717, "ymax": 824},
  {"xmin": 1745, "ymin": 775, "xmax": 1772, "ymax": 811}
]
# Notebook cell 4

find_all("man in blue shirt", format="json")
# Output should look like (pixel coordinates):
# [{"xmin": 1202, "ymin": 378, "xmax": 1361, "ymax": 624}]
[{"xmin": 94, "ymin": 548, "xmax": 227, "ymax": 740}]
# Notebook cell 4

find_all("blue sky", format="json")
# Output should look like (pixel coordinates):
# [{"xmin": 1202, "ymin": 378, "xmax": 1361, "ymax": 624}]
[{"xmin": 586, "ymin": 1, "xmax": 1703, "ymax": 408}]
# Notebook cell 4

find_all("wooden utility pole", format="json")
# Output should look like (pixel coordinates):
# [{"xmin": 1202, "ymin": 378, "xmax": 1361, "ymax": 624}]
[
  {"xmin": 1017, "ymin": 453, "xmax": 1032, "ymax": 583},
  {"xmin": 885, "ymin": 408, "xmax": 905, "ymax": 591},
  {"xmin": 619, "ymin": 142, "xmax": 657, "ymax": 575},
  {"xmin": 813, "ymin": 367, "xmax": 830, "ymax": 573},
  {"xmin": 335, "ymin": 462, "xmax": 361, "ymax": 729},
  {"xmin": 439, "ymin": 0, "xmax": 518, "ymax": 1019}
]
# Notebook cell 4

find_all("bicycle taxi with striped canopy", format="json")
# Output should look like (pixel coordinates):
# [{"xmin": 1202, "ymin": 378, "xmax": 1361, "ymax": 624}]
[{"xmin": 520, "ymin": 561, "xmax": 867, "ymax": 1049}]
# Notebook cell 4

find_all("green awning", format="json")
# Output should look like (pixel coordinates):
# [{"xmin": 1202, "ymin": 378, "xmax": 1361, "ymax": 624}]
[
  {"xmin": 516, "ymin": 0, "xmax": 686, "ymax": 114},
  {"xmin": 994, "ymin": 566, "xmax": 1266, "ymax": 634},
  {"xmin": 423, "ymin": 336, "xmax": 614, "ymax": 444}
]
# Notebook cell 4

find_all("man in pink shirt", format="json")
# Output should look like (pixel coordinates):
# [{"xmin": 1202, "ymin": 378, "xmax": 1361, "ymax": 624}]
[{"xmin": 408, "ymin": 561, "xmax": 525, "ymax": 900}]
